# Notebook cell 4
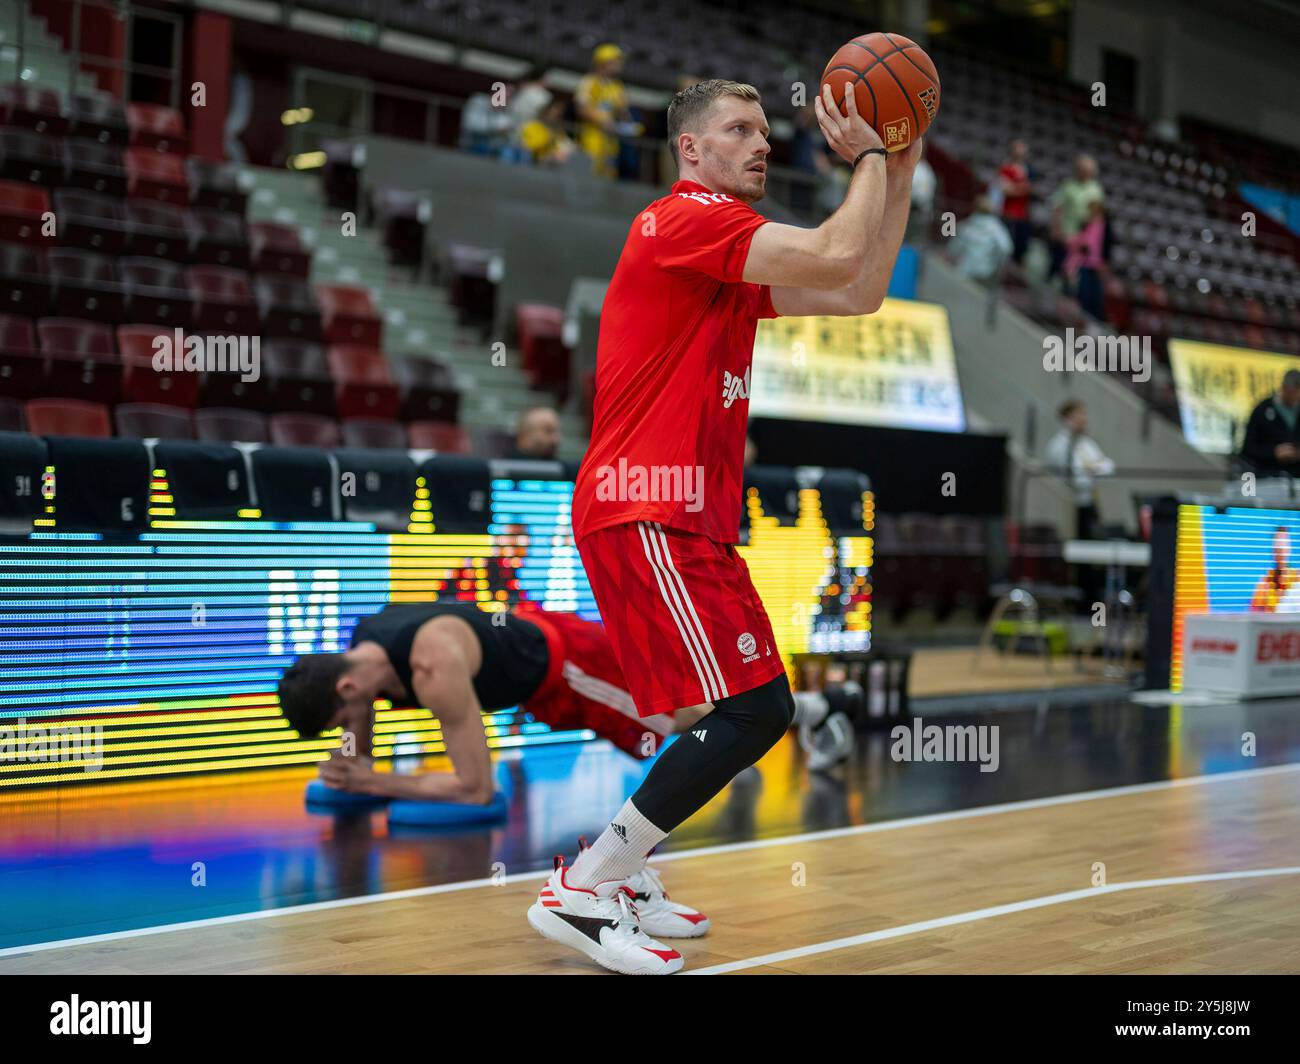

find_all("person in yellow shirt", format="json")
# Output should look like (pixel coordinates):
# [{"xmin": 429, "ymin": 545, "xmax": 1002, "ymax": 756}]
[
  {"xmin": 575, "ymin": 43, "xmax": 640, "ymax": 178},
  {"xmin": 518, "ymin": 95, "xmax": 579, "ymax": 166},
  {"xmin": 1250, "ymin": 526, "xmax": 1300, "ymax": 612}
]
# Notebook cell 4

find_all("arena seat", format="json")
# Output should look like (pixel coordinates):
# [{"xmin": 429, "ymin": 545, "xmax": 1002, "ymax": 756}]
[
  {"xmin": 341, "ymin": 417, "xmax": 406, "ymax": 450},
  {"xmin": 122, "ymin": 257, "xmax": 191, "ymax": 326},
  {"xmin": 67, "ymin": 92, "xmax": 129, "ymax": 146},
  {"xmin": 187, "ymin": 158, "xmax": 248, "ymax": 215},
  {"xmin": 414, "ymin": 453, "xmax": 491, "ymax": 530},
  {"xmin": 194, "ymin": 407, "xmax": 269, "ymax": 444},
  {"xmin": 125, "ymin": 200, "xmax": 190, "ymax": 260},
  {"xmin": 396, "ymin": 354, "xmax": 460, "ymax": 423},
  {"xmin": 326, "ymin": 344, "xmax": 400, "ymax": 419},
  {"xmin": 408, "ymin": 420, "xmax": 471, "ymax": 454},
  {"xmin": 37, "ymin": 317, "xmax": 121, "ymax": 402},
  {"xmin": 251, "ymin": 445, "xmax": 337, "ymax": 521},
  {"xmin": 53, "ymin": 189, "xmax": 129, "ymax": 255},
  {"xmin": 443, "ymin": 243, "xmax": 501, "ymax": 327},
  {"xmin": 0, "ymin": 430, "xmax": 44, "ymax": 533},
  {"xmin": 47, "ymin": 247, "xmax": 125, "ymax": 320},
  {"xmin": 61, "ymin": 137, "xmax": 126, "ymax": 197},
  {"xmin": 125, "ymin": 102, "xmax": 186, "ymax": 154},
  {"xmin": 24, "ymin": 398, "xmax": 112, "ymax": 438},
  {"xmin": 0, "ymin": 180, "xmax": 50, "ymax": 243},
  {"xmin": 373, "ymin": 187, "xmax": 429, "ymax": 270},
  {"xmin": 249, "ymin": 222, "xmax": 311, "ymax": 277},
  {"xmin": 125, "ymin": 147, "xmax": 188, "ymax": 204},
  {"xmin": 186, "ymin": 266, "xmax": 258, "ymax": 332},
  {"xmin": 515, "ymin": 302, "xmax": 570, "ymax": 399},
  {"xmin": 334, "ymin": 447, "xmax": 417, "ymax": 531},
  {"xmin": 255, "ymin": 275, "xmax": 323, "ymax": 340},
  {"xmin": 319, "ymin": 139, "xmax": 362, "ymax": 212},
  {"xmin": 42, "ymin": 435, "xmax": 150, "ymax": 530},
  {"xmin": 0, "ymin": 398, "xmax": 24, "ymax": 432},
  {"xmin": 0, "ymin": 241, "xmax": 50, "ymax": 316},
  {"xmin": 0, "ymin": 314, "xmax": 42, "ymax": 397},
  {"xmin": 152, "ymin": 438, "xmax": 254, "ymax": 518},
  {"xmin": 316, "ymin": 283, "xmax": 383, "ymax": 346},
  {"xmin": 269, "ymin": 412, "xmax": 341, "ymax": 448},
  {"xmin": 0, "ymin": 84, "xmax": 66, "ymax": 135},
  {"xmin": 115, "ymin": 402, "xmax": 195, "ymax": 440},
  {"xmin": 187, "ymin": 208, "xmax": 250, "ymax": 269},
  {"xmin": 116, "ymin": 324, "xmax": 200, "ymax": 407},
  {"xmin": 0, "ymin": 128, "xmax": 62, "ymax": 186},
  {"xmin": 264, "ymin": 339, "xmax": 334, "ymax": 414}
]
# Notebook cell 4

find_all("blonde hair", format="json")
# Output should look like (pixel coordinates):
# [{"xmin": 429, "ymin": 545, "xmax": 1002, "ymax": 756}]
[{"xmin": 666, "ymin": 79, "xmax": 761, "ymax": 161}]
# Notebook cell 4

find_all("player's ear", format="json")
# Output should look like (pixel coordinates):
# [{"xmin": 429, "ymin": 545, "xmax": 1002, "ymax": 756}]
[{"xmin": 677, "ymin": 131, "xmax": 697, "ymax": 164}]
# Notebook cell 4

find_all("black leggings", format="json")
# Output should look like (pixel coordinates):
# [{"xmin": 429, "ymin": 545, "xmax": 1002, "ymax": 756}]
[{"xmin": 630, "ymin": 672, "xmax": 795, "ymax": 832}]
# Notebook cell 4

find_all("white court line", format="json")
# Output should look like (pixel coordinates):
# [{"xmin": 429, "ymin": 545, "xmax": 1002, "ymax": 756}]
[
  {"xmin": 687, "ymin": 866, "xmax": 1300, "ymax": 975},
  {"xmin": 1, "ymin": 760, "xmax": 1298, "ymax": 960}
]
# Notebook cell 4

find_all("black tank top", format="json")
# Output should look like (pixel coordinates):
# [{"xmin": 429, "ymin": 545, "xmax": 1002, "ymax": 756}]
[{"xmin": 350, "ymin": 603, "xmax": 549, "ymax": 710}]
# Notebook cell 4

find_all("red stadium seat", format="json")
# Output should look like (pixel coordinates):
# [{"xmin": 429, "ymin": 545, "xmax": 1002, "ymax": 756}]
[
  {"xmin": 25, "ymin": 398, "xmax": 112, "ymax": 438},
  {"xmin": 341, "ymin": 417, "xmax": 407, "ymax": 450},
  {"xmin": 396, "ymin": 354, "xmax": 460, "ymax": 422},
  {"xmin": 0, "ymin": 128, "xmax": 63, "ymax": 186},
  {"xmin": 515, "ymin": 302, "xmax": 571, "ymax": 400},
  {"xmin": 194, "ymin": 407, "xmax": 269, "ymax": 444},
  {"xmin": 125, "ymin": 148, "xmax": 188, "ymax": 204},
  {"xmin": 53, "ymin": 189, "xmax": 129, "ymax": 255},
  {"xmin": 115, "ymin": 402, "xmax": 195, "ymax": 440},
  {"xmin": 249, "ymin": 222, "xmax": 311, "ymax": 277},
  {"xmin": 187, "ymin": 158, "xmax": 247, "ymax": 214},
  {"xmin": 407, "ymin": 420, "xmax": 471, "ymax": 453},
  {"xmin": 68, "ymin": 92, "xmax": 129, "ymax": 146},
  {"xmin": 187, "ymin": 208, "xmax": 250, "ymax": 269},
  {"xmin": 315, "ymin": 283, "xmax": 383, "ymax": 346},
  {"xmin": 0, "ymin": 180, "xmax": 50, "ymax": 244},
  {"xmin": 126, "ymin": 103, "xmax": 187, "ymax": 154},
  {"xmin": 61, "ymin": 138, "xmax": 126, "ymax": 197},
  {"xmin": 47, "ymin": 247, "xmax": 125, "ymax": 321},
  {"xmin": 37, "ymin": 317, "xmax": 122, "ymax": 402},
  {"xmin": 264, "ymin": 339, "xmax": 334, "ymax": 415},
  {"xmin": 326, "ymin": 345, "xmax": 400, "ymax": 419},
  {"xmin": 121, "ymin": 257, "xmax": 191, "ymax": 326},
  {"xmin": 116, "ymin": 324, "xmax": 200, "ymax": 407},
  {"xmin": 125, "ymin": 200, "xmax": 190, "ymax": 260},
  {"xmin": 269, "ymin": 412, "xmax": 341, "ymax": 448},
  {"xmin": 0, "ymin": 85, "xmax": 66, "ymax": 135},
  {"xmin": 0, "ymin": 314, "xmax": 42, "ymax": 398},
  {"xmin": 255, "ymin": 275, "xmax": 323, "ymax": 340},
  {"xmin": 185, "ymin": 266, "xmax": 257, "ymax": 332}
]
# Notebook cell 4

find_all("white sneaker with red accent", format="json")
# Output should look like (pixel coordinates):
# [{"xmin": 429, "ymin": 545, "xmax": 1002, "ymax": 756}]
[
  {"xmin": 624, "ymin": 863, "xmax": 711, "ymax": 938},
  {"xmin": 527, "ymin": 857, "xmax": 684, "ymax": 975}
]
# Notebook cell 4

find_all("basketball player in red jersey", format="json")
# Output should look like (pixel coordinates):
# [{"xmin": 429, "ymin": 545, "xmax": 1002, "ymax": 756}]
[{"xmin": 527, "ymin": 79, "xmax": 921, "ymax": 974}]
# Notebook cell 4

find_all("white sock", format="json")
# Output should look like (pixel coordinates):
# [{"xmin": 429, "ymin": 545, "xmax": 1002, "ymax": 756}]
[
  {"xmin": 567, "ymin": 798, "xmax": 667, "ymax": 889},
  {"xmin": 791, "ymin": 691, "xmax": 828, "ymax": 728}
]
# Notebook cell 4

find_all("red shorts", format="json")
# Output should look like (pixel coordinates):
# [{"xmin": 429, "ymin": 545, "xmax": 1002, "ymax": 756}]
[
  {"xmin": 576, "ymin": 520, "xmax": 785, "ymax": 717},
  {"xmin": 514, "ymin": 605, "xmax": 678, "ymax": 759}
]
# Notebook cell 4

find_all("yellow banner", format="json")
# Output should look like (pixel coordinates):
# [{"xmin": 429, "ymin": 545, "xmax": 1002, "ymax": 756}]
[
  {"xmin": 751, "ymin": 297, "xmax": 964, "ymax": 432},
  {"xmin": 1168, "ymin": 338, "xmax": 1297, "ymax": 454}
]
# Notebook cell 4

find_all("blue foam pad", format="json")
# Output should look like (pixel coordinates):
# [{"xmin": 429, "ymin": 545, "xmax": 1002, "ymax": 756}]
[
  {"xmin": 304, "ymin": 778, "xmax": 390, "ymax": 809},
  {"xmin": 387, "ymin": 791, "xmax": 509, "ymax": 827}
]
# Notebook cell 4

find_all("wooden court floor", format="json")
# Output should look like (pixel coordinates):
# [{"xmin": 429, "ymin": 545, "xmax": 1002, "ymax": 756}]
[{"xmin": 2, "ymin": 765, "xmax": 1297, "ymax": 975}]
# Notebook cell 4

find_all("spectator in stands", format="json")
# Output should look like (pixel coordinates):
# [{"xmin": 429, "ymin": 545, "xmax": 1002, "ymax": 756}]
[
  {"xmin": 950, "ymin": 194, "xmax": 1012, "ymax": 286},
  {"xmin": 1240, "ymin": 369, "xmax": 1300, "ymax": 477},
  {"xmin": 459, "ymin": 89, "xmax": 514, "ymax": 157},
  {"xmin": 1063, "ymin": 198, "xmax": 1109, "ymax": 320},
  {"xmin": 998, "ymin": 139, "xmax": 1035, "ymax": 263},
  {"xmin": 575, "ymin": 44, "xmax": 640, "ymax": 179},
  {"xmin": 744, "ymin": 435, "xmax": 758, "ymax": 467},
  {"xmin": 1049, "ymin": 154, "xmax": 1103, "ymax": 279},
  {"xmin": 1044, "ymin": 399, "xmax": 1115, "ymax": 540},
  {"xmin": 517, "ymin": 92, "xmax": 580, "ymax": 168},
  {"xmin": 507, "ymin": 405, "xmax": 562, "ymax": 461}
]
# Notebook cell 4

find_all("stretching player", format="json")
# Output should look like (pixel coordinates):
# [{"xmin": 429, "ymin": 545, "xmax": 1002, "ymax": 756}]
[
  {"xmin": 277, "ymin": 601, "xmax": 712, "ymax": 939},
  {"xmin": 528, "ymin": 79, "xmax": 919, "ymax": 973}
]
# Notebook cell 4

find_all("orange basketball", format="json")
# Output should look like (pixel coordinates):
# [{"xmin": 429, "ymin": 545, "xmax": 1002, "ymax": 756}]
[{"xmin": 820, "ymin": 32, "xmax": 940, "ymax": 153}]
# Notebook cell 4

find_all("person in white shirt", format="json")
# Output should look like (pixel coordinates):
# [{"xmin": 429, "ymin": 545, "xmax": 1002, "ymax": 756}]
[{"xmin": 1043, "ymin": 399, "xmax": 1115, "ymax": 539}]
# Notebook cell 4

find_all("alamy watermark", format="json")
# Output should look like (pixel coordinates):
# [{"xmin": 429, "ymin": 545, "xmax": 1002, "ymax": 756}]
[
  {"xmin": 1043, "ymin": 328, "xmax": 1150, "ymax": 383},
  {"xmin": 151, "ymin": 328, "xmax": 261, "ymax": 383},
  {"xmin": 0, "ymin": 718, "xmax": 104, "ymax": 772},
  {"xmin": 592, "ymin": 458, "xmax": 705, "ymax": 512}
]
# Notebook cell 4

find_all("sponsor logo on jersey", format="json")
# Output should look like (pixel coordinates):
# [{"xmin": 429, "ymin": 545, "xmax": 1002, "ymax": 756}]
[{"xmin": 722, "ymin": 365, "xmax": 751, "ymax": 409}]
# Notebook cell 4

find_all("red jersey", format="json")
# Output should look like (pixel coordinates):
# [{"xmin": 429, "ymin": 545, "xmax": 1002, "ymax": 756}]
[
  {"xmin": 571, "ymin": 179, "xmax": 779, "ymax": 545},
  {"xmin": 999, "ymin": 162, "xmax": 1030, "ymax": 221}
]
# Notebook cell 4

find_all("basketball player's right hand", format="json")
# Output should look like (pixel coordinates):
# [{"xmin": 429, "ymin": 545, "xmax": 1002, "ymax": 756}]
[{"xmin": 814, "ymin": 82, "xmax": 885, "ymax": 166}]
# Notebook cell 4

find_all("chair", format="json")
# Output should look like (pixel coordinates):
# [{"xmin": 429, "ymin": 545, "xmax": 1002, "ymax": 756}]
[
  {"xmin": 255, "ymin": 275, "xmax": 323, "ymax": 340},
  {"xmin": 116, "ymin": 324, "xmax": 201, "ymax": 407},
  {"xmin": 47, "ymin": 247, "xmax": 125, "ymax": 320},
  {"xmin": 396, "ymin": 354, "xmax": 460, "ymax": 422},
  {"xmin": 187, "ymin": 158, "xmax": 247, "ymax": 214},
  {"xmin": 341, "ymin": 417, "xmax": 407, "ymax": 450},
  {"xmin": 67, "ymin": 92, "xmax": 129, "ymax": 145},
  {"xmin": 264, "ymin": 339, "xmax": 334, "ymax": 414},
  {"xmin": 515, "ymin": 302, "xmax": 570, "ymax": 399},
  {"xmin": 186, "ymin": 266, "xmax": 257, "ymax": 332},
  {"xmin": 125, "ymin": 201, "xmax": 190, "ymax": 260},
  {"xmin": 407, "ymin": 420, "xmax": 471, "ymax": 453},
  {"xmin": 0, "ymin": 396, "xmax": 24, "ymax": 431},
  {"xmin": 121, "ymin": 257, "xmax": 191, "ymax": 326},
  {"xmin": 315, "ymin": 283, "xmax": 382, "ymax": 346},
  {"xmin": 25, "ymin": 398, "xmax": 112, "ymax": 438},
  {"xmin": 0, "ymin": 241, "xmax": 51, "ymax": 317},
  {"xmin": 269, "ymin": 412, "xmax": 341, "ymax": 448},
  {"xmin": 126, "ymin": 103, "xmax": 186, "ymax": 153},
  {"xmin": 0, "ymin": 85, "xmax": 66, "ymax": 135},
  {"xmin": 61, "ymin": 137, "xmax": 126, "ymax": 197},
  {"xmin": 0, "ymin": 128, "xmax": 62, "ymax": 186},
  {"xmin": 0, "ymin": 314, "xmax": 42, "ymax": 397},
  {"xmin": 194, "ymin": 407, "xmax": 269, "ymax": 443},
  {"xmin": 125, "ymin": 147, "xmax": 188, "ymax": 203},
  {"xmin": 52, "ymin": 189, "xmax": 129, "ymax": 255},
  {"xmin": 248, "ymin": 222, "xmax": 310, "ymax": 277},
  {"xmin": 0, "ymin": 180, "xmax": 50, "ymax": 244},
  {"xmin": 326, "ymin": 344, "xmax": 400, "ymax": 419},
  {"xmin": 187, "ymin": 208, "xmax": 250, "ymax": 269},
  {"xmin": 37, "ymin": 317, "xmax": 122, "ymax": 401},
  {"xmin": 115, "ymin": 402, "xmax": 195, "ymax": 439}
]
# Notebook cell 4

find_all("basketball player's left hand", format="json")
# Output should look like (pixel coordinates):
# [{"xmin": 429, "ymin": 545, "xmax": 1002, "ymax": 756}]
[{"xmin": 320, "ymin": 751, "xmax": 376, "ymax": 792}]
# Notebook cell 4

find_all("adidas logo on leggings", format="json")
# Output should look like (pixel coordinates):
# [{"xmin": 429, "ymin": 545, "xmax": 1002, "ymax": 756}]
[{"xmin": 691, "ymin": 729, "xmax": 707, "ymax": 742}]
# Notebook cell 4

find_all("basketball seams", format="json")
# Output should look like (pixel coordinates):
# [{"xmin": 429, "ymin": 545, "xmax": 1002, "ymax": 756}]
[
  {"xmin": 881, "ymin": 32, "xmax": 941, "ymax": 91},
  {"xmin": 851, "ymin": 37, "xmax": 921, "ymax": 143},
  {"xmin": 821, "ymin": 65, "xmax": 879, "ymax": 129}
]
